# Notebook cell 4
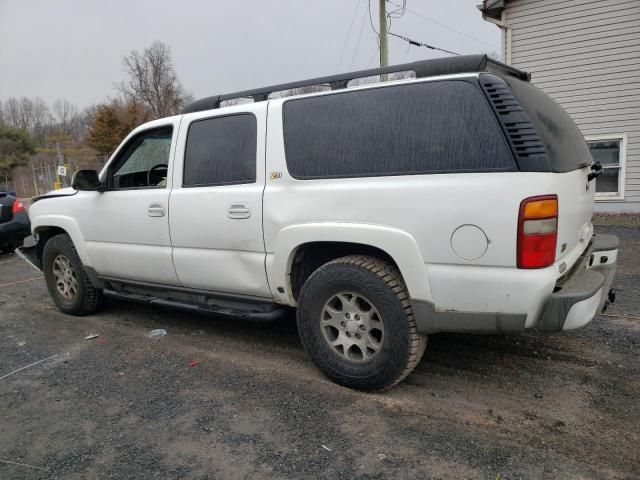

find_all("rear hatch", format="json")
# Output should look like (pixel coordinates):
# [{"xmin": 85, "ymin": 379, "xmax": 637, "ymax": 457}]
[
  {"xmin": 0, "ymin": 194, "xmax": 15, "ymax": 224},
  {"xmin": 501, "ymin": 75, "xmax": 595, "ymax": 265},
  {"xmin": 552, "ymin": 166, "xmax": 594, "ymax": 264}
]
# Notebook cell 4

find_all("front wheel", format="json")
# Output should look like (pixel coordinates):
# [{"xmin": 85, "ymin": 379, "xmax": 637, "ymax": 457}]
[
  {"xmin": 42, "ymin": 234, "xmax": 103, "ymax": 315},
  {"xmin": 297, "ymin": 255, "xmax": 427, "ymax": 391}
]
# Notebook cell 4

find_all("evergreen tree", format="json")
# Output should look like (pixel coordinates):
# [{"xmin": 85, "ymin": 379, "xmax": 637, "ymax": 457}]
[
  {"xmin": 86, "ymin": 105, "xmax": 124, "ymax": 155},
  {"xmin": 0, "ymin": 125, "xmax": 36, "ymax": 178}
]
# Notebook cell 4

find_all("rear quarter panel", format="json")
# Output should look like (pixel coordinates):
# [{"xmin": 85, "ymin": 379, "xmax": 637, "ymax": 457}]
[{"xmin": 263, "ymin": 98, "xmax": 593, "ymax": 320}]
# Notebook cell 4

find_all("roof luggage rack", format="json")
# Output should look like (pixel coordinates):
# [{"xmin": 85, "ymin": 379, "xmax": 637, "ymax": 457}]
[{"xmin": 182, "ymin": 54, "xmax": 530, "ymax": 114}]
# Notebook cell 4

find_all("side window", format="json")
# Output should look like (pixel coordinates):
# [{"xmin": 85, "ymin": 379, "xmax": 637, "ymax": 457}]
[
  {"xmin": 282, "ymin": 80, "xmax": 515, "ymax": 179},
  {"xmin": 504, "ymin": 75, "xmax": 592, "ymax": 173},
  {"xmin": 183, "ymin": 114, "xmax": 257, "ymax": 187},
  {"xmin": 109, "ymin": 126, "xmax": 173, "ymax": 189}
]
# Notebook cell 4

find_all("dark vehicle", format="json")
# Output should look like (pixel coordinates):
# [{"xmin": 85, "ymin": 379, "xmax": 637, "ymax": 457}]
[{"xmin": 0, "ymin": 187, "xmax": 30, "ymax": 253}]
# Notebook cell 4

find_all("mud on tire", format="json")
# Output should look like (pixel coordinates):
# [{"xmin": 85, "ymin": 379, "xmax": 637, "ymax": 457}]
[
  {"xmin": 42, "ymin": 233, "xmax": 103, "ymax": 316},
  {"xmin": 297, "ymin": 255, "xmax": 427, "ymax": 391}
]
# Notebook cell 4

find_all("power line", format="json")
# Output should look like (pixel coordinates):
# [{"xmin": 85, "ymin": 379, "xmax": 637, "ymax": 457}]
[
  {"xmin": 387, "ymin": 0, "xmax": 406, "ymax": 18},
  {"xmin": 349, "ymin": 4, "xmax": 369, "ymax": 70},
  {"xmin": 337, "ymin": 0, "xmax": 362, "ymax": 72},
  {"xmin": 388, "ymin": 31, "xmax": 460, "ymax": 56},
  {"xmin": 367, "ymin": 0, "xmax": 379, "ymax": 35},
  {"xmin": 385, "ymin": 0, "xmax": 406, "ymax": 37},
  {"xmin": 366, "ymin": 47, "xmax": 379, "ymax": 68},
  {"xmin": 362, "ymin": 1, "xmax": 459, "ymax": 69},
  {"xmin": 365, "ymin": 0, "xmax": 385, "ymax": 71},
  {"xmin": 386, "ymin": 0, "xmax": 499, "ymax": 50}
]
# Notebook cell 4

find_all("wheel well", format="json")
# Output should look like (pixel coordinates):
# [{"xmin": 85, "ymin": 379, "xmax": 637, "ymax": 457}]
[
  {"xmin": 289, "ymin": 242, "xmax": 399, "ymax": 300},
  {"xmin": 35, "ymin": 227, "xmax": 67, "ymax": 262}
]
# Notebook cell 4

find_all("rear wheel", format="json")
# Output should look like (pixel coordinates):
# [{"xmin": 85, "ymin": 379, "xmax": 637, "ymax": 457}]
[
  {"xmin": 42, "ymin": 234, "xmax": 103, "ymax": 315},
  {"xmin": 297, "ymin": 255, "xmax": 427, "ymax": 391}
]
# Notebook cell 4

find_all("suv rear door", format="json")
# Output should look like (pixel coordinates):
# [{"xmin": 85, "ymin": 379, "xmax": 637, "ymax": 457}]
[{"xmin": 169, "ymin": 103, "xmax": 270, "ymax": 298}]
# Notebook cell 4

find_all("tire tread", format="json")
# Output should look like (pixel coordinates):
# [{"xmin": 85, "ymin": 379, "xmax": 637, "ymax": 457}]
[
  {"xmin": 43, "ymin": 234, "xmax": 102, "ymax": 316},
  {"xmin": 300, "ymin": 255, "xmax": 427, "ymax": 390}
]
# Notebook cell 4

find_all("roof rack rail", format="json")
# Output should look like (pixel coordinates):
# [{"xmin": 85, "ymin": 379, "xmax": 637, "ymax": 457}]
[{"xmin": 182, "ymin": 54, "xmax": 530, "ymax": 114}]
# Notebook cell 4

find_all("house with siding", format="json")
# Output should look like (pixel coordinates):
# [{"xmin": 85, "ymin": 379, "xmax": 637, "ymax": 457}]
[{"xmin": 479, "ymin": 0, "xmax": 640, "ymax": 212}]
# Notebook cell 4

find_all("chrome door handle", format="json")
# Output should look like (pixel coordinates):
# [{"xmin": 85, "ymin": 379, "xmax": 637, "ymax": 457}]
[
  {"xmin": 228, "ymin": 203, "xmax": 251, "ymax": 219},
  {"xmin": 148, "ymin": 203, "xmax": 166, "ymax": 217}
]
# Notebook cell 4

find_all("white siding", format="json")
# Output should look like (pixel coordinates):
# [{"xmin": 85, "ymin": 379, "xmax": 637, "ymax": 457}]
[{"xmin": 504, "ymin": 0, "xmax": 640, "ymax": 207}]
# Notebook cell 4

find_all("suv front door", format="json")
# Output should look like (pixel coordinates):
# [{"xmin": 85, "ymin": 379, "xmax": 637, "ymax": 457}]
[{"xmin": 78, "ymin": 120, "xmax": 181, "ymax": 285}]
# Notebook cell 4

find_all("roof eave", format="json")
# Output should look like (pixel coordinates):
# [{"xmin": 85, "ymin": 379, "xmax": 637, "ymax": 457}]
[{"xmin": 477, "ymin": 0, "xmax": 505, "ymax": 21}]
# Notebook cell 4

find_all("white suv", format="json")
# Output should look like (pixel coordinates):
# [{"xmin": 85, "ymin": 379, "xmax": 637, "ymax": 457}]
[{"xmin": 20, "ymin": 55, "xmax": 618, "ymax": 390}]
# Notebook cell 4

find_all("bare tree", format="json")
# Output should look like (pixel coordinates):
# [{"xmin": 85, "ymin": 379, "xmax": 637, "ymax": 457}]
[
  {"xmin": 2, "ymin": 97, "xmax": 52, "ymax": 144},
  {"xmin": 118, "ymin": 41, "xmax": 192, "ymax": 119},
  {"xmin": 3, "ymin": 98, "xmax": 25, "ymax": 130},
  {"xmin": 52, "ymin": 99, "xmax": 78, "ymax": 133},
  {"xmin": 73, "ymin": 105, "xmax": 98, "ymax": 142},
  {"xmin": 30, "ymin": 98, "xmax": 52, "ymax": 131}
]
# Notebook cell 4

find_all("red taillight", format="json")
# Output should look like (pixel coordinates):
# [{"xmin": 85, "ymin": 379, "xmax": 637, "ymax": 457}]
[
  {"xmin": 12, "ymin": 199, "xmax": 25, "ymax": 214},
  {"xmin": 517, "ymin": 195, "xmax": 558, "ymax": 269}
]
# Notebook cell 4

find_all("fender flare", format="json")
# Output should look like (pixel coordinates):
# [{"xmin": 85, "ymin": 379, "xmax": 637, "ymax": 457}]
[
  {"xmin": 32, "ymin": 215, "xmax": 91, "ymax": 267},
  {"xmin": 267, "ymin": 222, "xmax": 433, "ymax": 305}
]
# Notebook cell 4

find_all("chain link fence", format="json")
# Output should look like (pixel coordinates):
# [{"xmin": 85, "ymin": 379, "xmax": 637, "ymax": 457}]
[{"xmin": 2, "ymin": 156, "xmax": 107, "ymax": 199}]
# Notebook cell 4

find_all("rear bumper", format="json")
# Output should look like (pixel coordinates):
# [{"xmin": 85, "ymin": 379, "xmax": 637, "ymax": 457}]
[
  {"xmin": 533, "ymin": 234, "xmax": 618, "ymax": 331},
  {"xmin": 0, "ymin": 212, "xmax": 30, "ymax": 243},
  {"xmin": 410, "ymin": 234, "xmax": 617, "ymax": 334}
]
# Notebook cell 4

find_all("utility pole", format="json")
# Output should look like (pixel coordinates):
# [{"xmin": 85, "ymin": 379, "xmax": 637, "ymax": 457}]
[{"xmin": 379, "ymin": 0, "xmax": 389, "ymax": 80}]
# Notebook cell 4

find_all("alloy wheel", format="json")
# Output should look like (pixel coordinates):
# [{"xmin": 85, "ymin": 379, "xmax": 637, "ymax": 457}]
[
  {"xmin": 320, "ymin": 292, "xmax": 385, "ymax": 362},
  {"xmin": 52, "ymin": 255, "xmax": 78, "ymax": 300}
]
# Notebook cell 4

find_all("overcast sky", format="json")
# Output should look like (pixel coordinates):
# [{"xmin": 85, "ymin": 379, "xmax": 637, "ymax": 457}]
[{"xmin": 0, "ymin": 0, "xmax": 501, "ymax": 109}]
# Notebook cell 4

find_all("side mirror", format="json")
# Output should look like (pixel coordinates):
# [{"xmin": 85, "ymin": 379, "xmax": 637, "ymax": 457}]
[{"xmin": 71, "ymin": 170, "xmax": 102, "ymax": 191}]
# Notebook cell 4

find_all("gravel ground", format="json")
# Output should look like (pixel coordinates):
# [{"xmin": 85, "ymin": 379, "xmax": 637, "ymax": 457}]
[{"xmin": 0, "ymin": 225, "xmax": 638, "ymax": 479}]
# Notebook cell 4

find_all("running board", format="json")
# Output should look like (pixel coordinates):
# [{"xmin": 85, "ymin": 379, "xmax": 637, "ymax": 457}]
[
  {"xmin": 16, "ymin": 244, "xmax": 42, "ymax": 272},
  {"xmin": 103, "ymin": 285, "xmax": 290, "ymax": 322}
]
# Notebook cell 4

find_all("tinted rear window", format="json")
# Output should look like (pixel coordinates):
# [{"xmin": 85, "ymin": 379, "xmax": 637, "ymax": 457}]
[
  {"xmin": 282, "ymin": 80, "xmax": 515, "ymax": 179},
  {"xmin": 183, "ymin": 114, "xmax": 256, "ymax": 187},
  {"xmin": 504, "ymin": 77, "xmax": 592, "ymax": 172}
]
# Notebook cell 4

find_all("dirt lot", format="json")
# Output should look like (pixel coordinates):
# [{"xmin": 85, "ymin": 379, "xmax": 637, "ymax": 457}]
[{"xmin": 0, "ymin": 225, "xmax": 638, "ymax": 480}]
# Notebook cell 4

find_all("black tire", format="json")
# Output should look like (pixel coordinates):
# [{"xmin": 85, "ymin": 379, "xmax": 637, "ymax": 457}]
[
  {"xmin": 297, "ymin": 255, "xmax": 427, "ymax": 391},
  {"xmin": 1, "ymin": 239, "xmax": 23, "ymax": 253},
  {"xmin": 42, "ymin": 234, "xmax": 103, "ymax": 316}
]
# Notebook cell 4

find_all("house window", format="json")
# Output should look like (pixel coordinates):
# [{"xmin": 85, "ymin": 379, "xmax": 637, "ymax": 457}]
[{"xmin": 586, "ymin": 135, "xmax": 626, "ymax": 200}]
